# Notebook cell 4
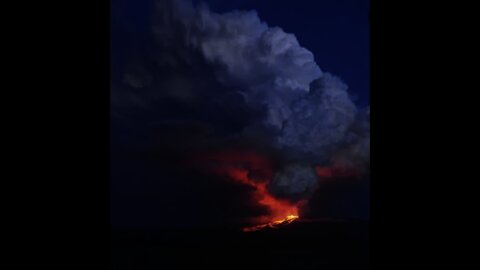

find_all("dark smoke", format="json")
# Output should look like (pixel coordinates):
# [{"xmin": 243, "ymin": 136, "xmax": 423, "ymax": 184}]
[
  {"xmin": 111, "ymin": 0, "xmax": 369, "ymax": 207},
  {"xmin": 268, "ymin": 164, "xmax": 318, "ymax": 201}
]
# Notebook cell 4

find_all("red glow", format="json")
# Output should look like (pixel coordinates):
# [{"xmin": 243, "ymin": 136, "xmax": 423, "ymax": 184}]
[
  {"xmin": 193, "ymin": 150, "xmax": 302, "ymax": 226},
  {"xmin": 315, "ymin": 164, "xmax": 360, "ymax": 179},
  {"xmin": 242, "ymin": 214, "xmax": 299, "ymax": 232},
  {"xmin": 205, "ymin": 150, "xmax": 274, "ymax": 181},
  {"xmin": 226, "ymin": 168, "xmax": 299, "ymax": 222},
  {"xmin": 315, "ymin": 166, "xmax": 334, "ymax": 178}
]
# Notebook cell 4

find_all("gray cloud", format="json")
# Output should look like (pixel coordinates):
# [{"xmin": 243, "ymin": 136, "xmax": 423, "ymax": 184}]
[
  {"xmin": 112, "ymin": 0, "xmax": 369, "ymax": 202},
  {"xmin": 268, "ymin": 164, "xmax": 319, "ymax": 201}
]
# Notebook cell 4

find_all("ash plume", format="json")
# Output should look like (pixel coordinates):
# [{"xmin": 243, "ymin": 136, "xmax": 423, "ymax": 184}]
[
  {"xmin": 268, "ymin": 164, "xmax": 319, "ymax": 201},
  {"xmin": 111, "ymin": 0, "xmax": 369, "ymax": 209}
]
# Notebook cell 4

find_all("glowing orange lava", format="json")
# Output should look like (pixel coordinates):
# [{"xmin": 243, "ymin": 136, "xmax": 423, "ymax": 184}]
[
  {"xmin": 190, "ymin": 150, "xmax": 363, "ymax": 232},
  {"xmin": 192, "ymin": 150, "xmax": 302, "ymax": 229},
  {"xmin": 242, "ymin": 214, "xmax": 299, "ymax": 232},
  {"xmin": 216, "ymin": 165, "xmax": 301, "ymax": 223}
]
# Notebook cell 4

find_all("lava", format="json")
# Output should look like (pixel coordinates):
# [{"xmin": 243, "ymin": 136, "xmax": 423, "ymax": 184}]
[
  {"xmin": 192, "ymin": 150, "xmax": 303, "ymax": 229},
  {"xmin": 213, "ymin": 162, "xmax": 301, "ymax": 225},
  {"xmin": 242, "ymin": 214, "xmax": 299, "ymax": 232},
  {"xmin": 190, "ymin": 150, "xmax": 362, "ymax": 232}
]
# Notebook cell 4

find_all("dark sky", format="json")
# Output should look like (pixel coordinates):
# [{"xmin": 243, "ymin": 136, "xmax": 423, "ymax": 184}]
[
  {"xmin": 111, "ymin": 0, "xmax": 369, "ymax": 106},
  {"xmin": 196, "ymin": 0, "xmax": 370, "ymax": 107},
  {"xmin": 110, "ymin": 0, "xmax": 369, "ymax": 229}
]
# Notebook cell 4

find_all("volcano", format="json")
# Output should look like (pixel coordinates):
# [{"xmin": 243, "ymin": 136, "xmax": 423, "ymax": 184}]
[{"xmin": 242, "ymin": 214, "xmax": 299, "ymax": 232}]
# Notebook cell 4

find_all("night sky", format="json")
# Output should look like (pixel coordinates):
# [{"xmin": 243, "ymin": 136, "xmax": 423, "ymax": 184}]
[
  {"xmin": 110, "ymin": 0, "xmax": 370, "ymax": 229},
  {"xmin": 194, "ymin": 0, "xmax": 370, "ymax": 107}
]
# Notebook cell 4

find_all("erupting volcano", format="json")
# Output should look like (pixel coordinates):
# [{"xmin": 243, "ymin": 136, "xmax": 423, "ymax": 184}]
[
  {"xmin": 192, "ymin": 150, "xmax": 311, "ymax": 231},
  {"xmin": 111, "ymin": 0, "xmax": 370, "ymax": 230},
  {"xmin": 242, "ymin": 214, "xmax": 299, "ymax": 232},
  {"xmin": 110, "ymin": 0, "xmax": 370, "ymax": 268},
  {"xmin": 220, "ymin": 165, "xmax": 303, "ymax": 231}
]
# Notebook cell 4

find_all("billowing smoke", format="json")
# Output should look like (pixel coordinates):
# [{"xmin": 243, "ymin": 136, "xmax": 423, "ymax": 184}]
[
  {"xmin": 111, "ymin": 0, "xmax": 369, "ymax": 214},
  {"xmin": 269, "ymin": 164, "xmax": 318, "ymax": 200}
]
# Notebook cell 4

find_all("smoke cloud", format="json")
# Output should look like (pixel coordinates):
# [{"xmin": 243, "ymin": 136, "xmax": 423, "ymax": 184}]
[
  {"xmin": 269, "ymin": 164, "xmax": 319, "ymax": 200},
  {"xmin": 111, "ymin": 0, "xmax": 369, "ymax": 210}
]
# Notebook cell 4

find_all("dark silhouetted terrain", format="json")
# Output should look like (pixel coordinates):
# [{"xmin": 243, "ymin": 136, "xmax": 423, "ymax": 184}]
[{"xmin": 111, "ymin": 219, "xmax": 369, "ymax": 270}]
